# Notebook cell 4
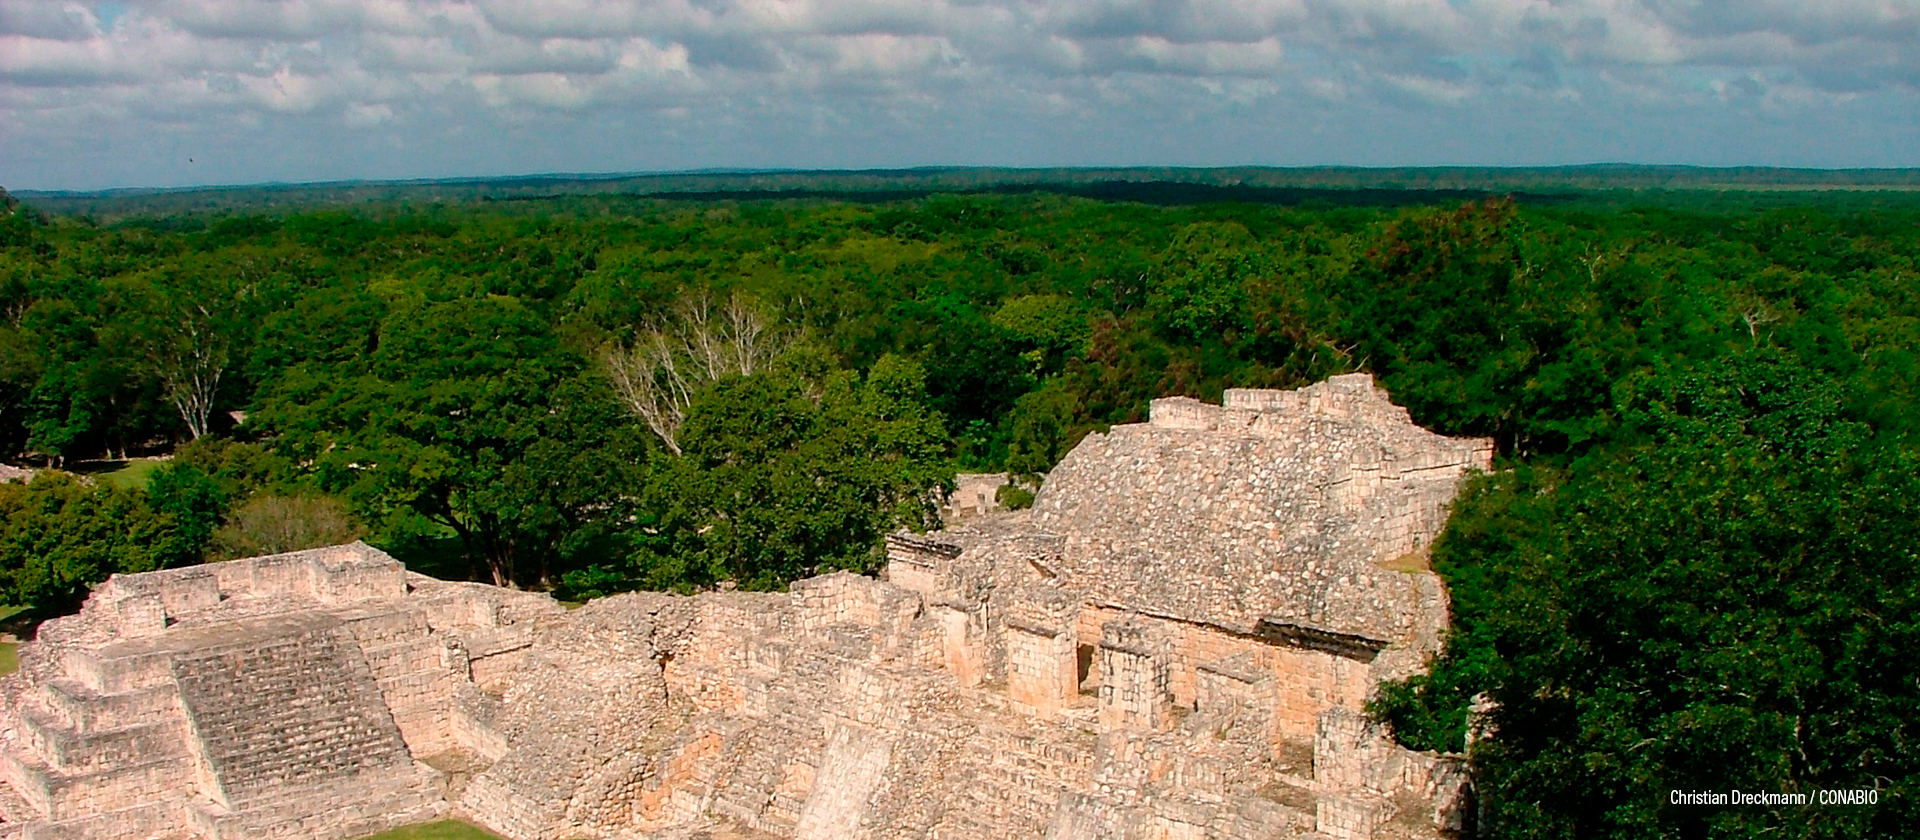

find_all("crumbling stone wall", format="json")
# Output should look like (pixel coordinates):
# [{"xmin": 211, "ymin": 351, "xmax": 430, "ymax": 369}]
[
  {"xmin": 0, "ymin": 374, "xmax": 1483, "ymax": 840},
  {"xmin": 0, "ymin": 543, "xmax": 559, "ymax": 840},
  {"xmin": 946, "ymin": 473, "xmax": 1011, "ymax": 520},
  {"xmin": 429, "ymin": 374, "xmax": 1482, "ymax": 840},
  {"xmin": 1032, "ymin": 374, "xmax": 1488, "ymax": 663}
]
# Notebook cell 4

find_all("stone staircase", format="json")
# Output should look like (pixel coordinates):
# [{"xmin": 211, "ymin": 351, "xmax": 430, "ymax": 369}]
[
  {"xmin": 172, "ymin": 627, "xmax": 410, "ymax": 804},
  {"xmin": 170, "ymin": 626, "xmax": 443, "ymax": 838},
  {"xmin": 930, "ymin": 745, "xmax": 1062, "ymax": 839},
  {"xmin": 0, "ymin": 653, "xmax": 201, "ymax": 839},
  {"xmin": 186, "ymin": 770, "xmax": 442, "ymax": 840}
]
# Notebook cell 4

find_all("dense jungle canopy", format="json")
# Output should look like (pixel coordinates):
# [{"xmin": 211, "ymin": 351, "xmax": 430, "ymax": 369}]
[{"xmin": 0, "ymin": 177, "xmax": 1916, "ymax": 837}]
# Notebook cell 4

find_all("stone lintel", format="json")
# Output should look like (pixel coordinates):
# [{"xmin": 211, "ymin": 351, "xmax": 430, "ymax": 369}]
[
  {"xmin": 1097, "ymin": 640, "xmax": 1159, "ymax": 659},
  {"xmin": 1194, "ymin": 656, "xmax": 1268, "ymax": 687},
  {"xmin": 1004, "ymin": 617, "xmax": 1066, "ymax": 639},
  {"xmin": 883, "ymin": 532, "xmax": 963, "ymax": 559},
  {"xmin": 1254, "ymin": 619, "xmax": 1389, "ymax": 662}
]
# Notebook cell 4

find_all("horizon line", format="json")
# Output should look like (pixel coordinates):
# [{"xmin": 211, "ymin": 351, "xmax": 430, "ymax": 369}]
[{"xmin": 17, "ymin": 162, "xmax": 1920, "ymax": 199}]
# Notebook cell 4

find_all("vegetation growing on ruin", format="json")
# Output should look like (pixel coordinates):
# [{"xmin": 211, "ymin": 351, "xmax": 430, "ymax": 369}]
[
  {"xmin": 2, "ymin": 178, "xmax": 1918, "ymax": 836},
  {"xmin": 354, "ymin": 820, "xmax": 502, "ymax": 840}
]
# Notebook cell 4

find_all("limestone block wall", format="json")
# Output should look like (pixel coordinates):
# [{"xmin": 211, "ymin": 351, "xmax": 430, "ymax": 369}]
[
  {"xmin": 1315, "ymin": 707, "xmax": 1471, "ymax": 839},
  {"xmin": 929, "ymin": 604, "xmax": 983, "ymax": 688},
  {"xmin": 0, "ymin": 544, "xmax": 560, "ymax": 840},
  {"xmin": 1005, "ymin": 622, "xmax": 1077, "ymax": 717},
  {"xmin": 339, "ymin": 608, "xmax": 454, "ymax": 757},
  {"xmin": 1029, "ymin": 374, "xmax": 1489, "ymax": 653},
  {"xmin": 946, "ymin": 473, "xmax": 1010, "ymax": 519},
  {"xmin": 454, "ymin": 593, "xmax": 687, "ymax": 840},
  {"xmin": 1067, "ymin": 603, "xmax": 1372, "ymax": 744},
  {"xmin": 1095, "ymin": 619, "xmax": 1172, "ymax": 731},
  {"xmin": 0, "ymin": 378, "xmax": 1483, "ymax": 840},
  {"xmin": 791, "ymin": 571, "xmax": 921, "ymax": 647}
]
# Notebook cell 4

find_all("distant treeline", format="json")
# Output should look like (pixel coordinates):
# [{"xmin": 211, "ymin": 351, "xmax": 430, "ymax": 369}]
[
  {"xmin": 0, "ymin": 182, "xmax": 1916, "ymax": 837},
  {"xmin": 19, "ymin": 164, "xmax": 1920, "ymax": 219}
]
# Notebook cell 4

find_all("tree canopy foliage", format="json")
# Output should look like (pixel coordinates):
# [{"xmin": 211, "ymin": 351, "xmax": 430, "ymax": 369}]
[{"xmin": 2, "ymin": 184, "xmax": 1918, "ymax": 835}]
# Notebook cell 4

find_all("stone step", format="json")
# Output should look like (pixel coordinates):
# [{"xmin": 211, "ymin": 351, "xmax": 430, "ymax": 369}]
[
  {"xmin": 29, "ymin": 679, "xmax": 181, "ymax": 736},
  {"xmin": 9, "ymin": 799, "xmax": 194, "ymax": 840},
  {"xmin": 0, "ymin": 747, "xmax": 194, "ymax": 826},
  {"xmin": 12, "ymin": 706, "xmax": 185, "ymax": 773},
  {"xmin": 171, "ymin": 629, "xmax": 412, "ymax": 805},
  {"xmin": 190, "ymin": 768, "xmax": 443, "ymax": 840},
  {"xmin": 0, "ymin": 773, "xmax": 38, "ymax": 824}
]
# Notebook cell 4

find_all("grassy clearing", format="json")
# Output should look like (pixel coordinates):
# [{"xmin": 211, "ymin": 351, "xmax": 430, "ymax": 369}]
[
  {"xmin": 101, "ymin": 458, "xmax": 166, "ymax": 490},
  {"xmin": 1377, "ymin": 550, "xmax": 1432, "ymax": 574},
  {"xmin": 67, "ymin": 458, "xmax": 168, "ymax": 491},
  {"xmin": 354, "ymin": 820, "xmax": 503, "ymax": 840},
  {"xmin": 0, "ymin": 604, "xmax": 26, "ymax": 676}
]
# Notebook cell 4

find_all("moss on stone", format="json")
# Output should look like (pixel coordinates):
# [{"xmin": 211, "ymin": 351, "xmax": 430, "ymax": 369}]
[{"xmin": 355, "ymin": 819, "xmax": 504, "ymax": 840}]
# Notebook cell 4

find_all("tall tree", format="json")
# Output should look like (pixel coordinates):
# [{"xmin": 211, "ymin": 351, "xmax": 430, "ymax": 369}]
[
  {"xmin": 259, "ymin": 294, "xmax": 643, "ymax": 588},
  {"xmin": 602, "ymin": 291, "xmax": 788, "ymax": 456},
  {"xmin": 640, "ymin": 354, "xmax": 950, "ymax": 590},
  {"xmin": 121, "ymin": 265, "xmax": 248, "ymax": 440}
]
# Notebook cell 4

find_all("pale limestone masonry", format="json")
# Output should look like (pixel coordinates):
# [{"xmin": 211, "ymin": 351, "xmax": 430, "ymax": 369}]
[
  {"xmin": 0, "ymin": 543, "xmax": 561, "ymax": 840},
  {"xmin": 0, "ymin": 373, "xmax": 1486, "ymax": 840},
  {"xmin": 946, "ymin": 473, "xmax": 1011, "ymax": 520}
]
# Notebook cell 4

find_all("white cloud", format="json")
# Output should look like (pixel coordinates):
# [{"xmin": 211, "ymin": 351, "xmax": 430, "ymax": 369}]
[
  {"xmin": 0, "ymin": 0, "xmax": 100, "ymax": 40},
  {"xmin": 1, "ymin": 0, "xmax": 1916, "ymax": 188}
]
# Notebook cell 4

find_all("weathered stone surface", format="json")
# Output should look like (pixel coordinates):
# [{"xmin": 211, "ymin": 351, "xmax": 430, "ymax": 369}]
[
  {"xmin": 0, "ymin": 543, "xmax": 559, "ymax": 840},
  {"xmin": 944, "ymin": 473, "xmax": 1011, "ymax": 521},
  {"xmin": 0, "ymin": 374, "xmax": 1483, "ymax": 840}
]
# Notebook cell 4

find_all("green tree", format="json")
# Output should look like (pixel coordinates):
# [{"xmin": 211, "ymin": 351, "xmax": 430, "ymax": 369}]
[
  {"xmin": 258, "ymin": 295, "xmax": 634, "ymax": 587},
  {"xmin": 0, "ymin": 474, "xmax": 171, "ymax": 614},
  {"xmin": 1379, "ymin": 355, "xmax": 1919, "ymax": 839},
  {"xmin": 991, "ymin": 294, "xmax": 1091, "ymax": 378},
  {"xmin": 1148, "ymin": 222, "xmax": 1257, "ymax": 342},
  {"xmin": 642, "ymin": 354, "xmax": 950, "ymax": 590},
  {"xmin": 1005, "ymin": 382, "xmax": 1087, "ymax": 480},
  {"xmin": 145, "ymin": 462, "xmax": 226, "ymax": 566}
]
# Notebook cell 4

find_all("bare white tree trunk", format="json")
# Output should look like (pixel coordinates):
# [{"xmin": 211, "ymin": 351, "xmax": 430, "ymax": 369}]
[
  {"xmin": 602, "ymin": 291, "xmax": 787, "ymax": 454},
  {"xmin": 159, "ymin": 305, "xmax": 227, "ymax": 440}
]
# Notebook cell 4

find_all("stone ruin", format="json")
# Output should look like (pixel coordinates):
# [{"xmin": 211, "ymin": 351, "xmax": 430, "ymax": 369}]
[
  {"xmin": 0, "ymin": 373, "xmax": 1493, "ymax": 840},
  {"xmin": 944, "ymin": 473, "xmax": 1012, "ymax": 520},
  {"xmin": 0, "ymin": 543, "xmax": 559, "ymax": 840}
]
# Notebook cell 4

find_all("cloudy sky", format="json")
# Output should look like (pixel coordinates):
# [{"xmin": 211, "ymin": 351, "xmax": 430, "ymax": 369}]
[{"xmin": 3, "ymin": 0, "xmax": 1918, "ymax": 191}]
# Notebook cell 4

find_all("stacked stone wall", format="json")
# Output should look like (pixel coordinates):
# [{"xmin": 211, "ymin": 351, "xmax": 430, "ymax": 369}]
[
  {"xmin": 170, "ymin": 626, "xmax": 411, "ymax": 806},
  {"xmin": 0, "ymin": 375, "xmax": 1481, "ymax": 840},
  {"xmin": 1096, "ymin": 618, "xmax": 1173, "ymax": 731},
  {"xmin": 1032, "ymin": 373, "xmax": 1489, "ymax": 651},
  {"xmin": 1068, "ymin": 604, "xmax": 1370, "ymax": 743},
  {"xmin": 0, "ymin": 544, "xmax": 558, "ymax": 840},
  {"xmin": 1004, "ymin": 622, "xmax": 1077, "ymax": 717}
]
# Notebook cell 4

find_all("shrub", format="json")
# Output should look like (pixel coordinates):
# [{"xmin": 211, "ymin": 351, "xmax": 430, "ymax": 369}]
[{"xmin": 212, "ymin": 495, "xmax": 360, "ymax": 559}]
